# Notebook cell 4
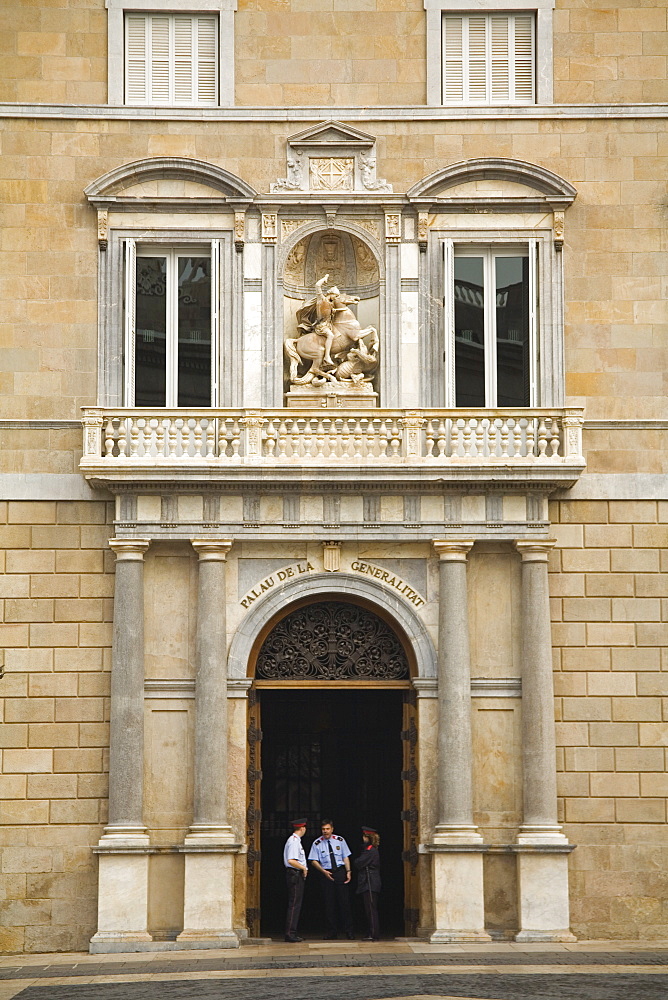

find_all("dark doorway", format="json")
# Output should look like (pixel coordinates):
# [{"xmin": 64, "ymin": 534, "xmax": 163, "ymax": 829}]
[{"xmin": 259, "ymin": 689, "xmax": 404, "ymax": 939}]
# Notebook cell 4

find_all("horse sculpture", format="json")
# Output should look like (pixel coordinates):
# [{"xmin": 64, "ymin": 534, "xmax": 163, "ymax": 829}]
[{"xmin": 285, "ymin": 274, "xmax": 379, "ymax": 385}]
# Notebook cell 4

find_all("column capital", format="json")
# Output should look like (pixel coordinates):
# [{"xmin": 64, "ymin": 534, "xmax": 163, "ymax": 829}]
[
  {"xmin": 109, "ymin": 538, "xmax": 150, "ymax": 561},
  {"xmin": 514, "ymin": 540, "xmax": 556, "ymax": 562},
  {"xmin": 191, "ymin": 539, "xmax": 234, "ymax": 561},
  {"xmin": 433, "ymin": 539, "xmax": 474, "ymax": 561}
]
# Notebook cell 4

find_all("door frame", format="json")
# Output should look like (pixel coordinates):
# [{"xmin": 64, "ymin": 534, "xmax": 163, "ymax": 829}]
[{"xmin": 244, "ymin": 594, "xmax": 420, "ymax": 938}]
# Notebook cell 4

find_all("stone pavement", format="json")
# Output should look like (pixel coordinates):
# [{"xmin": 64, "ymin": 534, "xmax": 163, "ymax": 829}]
[{"xmin": 1, "ymin": 940, "xmax": 667, "ymax": 1000}]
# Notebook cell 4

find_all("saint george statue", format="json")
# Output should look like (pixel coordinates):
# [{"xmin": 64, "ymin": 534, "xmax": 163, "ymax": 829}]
[{"xmin": 285, "ymin": 274, "xmax": 379, "ymax": 391}]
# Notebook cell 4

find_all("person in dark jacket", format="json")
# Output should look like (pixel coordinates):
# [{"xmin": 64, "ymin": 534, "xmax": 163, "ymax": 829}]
[{"xmin": 354, "ymin": 825, "xmax": 381, "ymax": 941}]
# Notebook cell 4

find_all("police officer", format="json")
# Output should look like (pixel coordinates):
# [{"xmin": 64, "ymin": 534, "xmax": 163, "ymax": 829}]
[
  {"xmin": 354, "ymin": 826, "xmax": 381, "ymax": 941},
  {"xmin": 283, "ymin": 818, "xmax": 308, "ymax": 942},
  {"xmin": 308, "ymin": 818, "xmax": 354, "ymax": 940}
]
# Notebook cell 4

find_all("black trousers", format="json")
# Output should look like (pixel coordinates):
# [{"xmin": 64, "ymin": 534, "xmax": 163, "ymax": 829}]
[
  {"xmin": 361, "ymin": 890, "xmax": 380, "ymax": 939},
  {"xmin": 321, "ymin": 866, "xmax": 353, "ymax": 937},
  {"xmin": 285, "ymin": 868, "xmax": 305, "ymax": 939}
]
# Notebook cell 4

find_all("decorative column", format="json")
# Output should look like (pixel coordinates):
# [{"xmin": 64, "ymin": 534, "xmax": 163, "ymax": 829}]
[
  {"xmin": 514, "ymin": 541, "xmax": 574, "ymax": 942},
  {"xmin": 178, "ymin": 540, "xmax": 241, "ymax": 948},
  {"xmin": 91, "ymin": 538, "xmax": 152, "ymax": 953},
  {"xmin": 429, "ymin": 541, "xmax": 489, "ymax": 942}
]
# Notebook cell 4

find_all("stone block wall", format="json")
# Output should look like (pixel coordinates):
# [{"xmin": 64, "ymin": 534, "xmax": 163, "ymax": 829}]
[
  {"xmin": 0, "ymin": 117, "xmax": 667, "ymax": 423},
  {"xmin": 0, "ymin": 1, "xmax": 666, "ymax": 107},
  {"xmin": 0, "ymin": 499, "xmax": 114, "ymax": 953},
  {"xmin": 550, "ymin": 498, "xmax": 668, "ymax": 940}
]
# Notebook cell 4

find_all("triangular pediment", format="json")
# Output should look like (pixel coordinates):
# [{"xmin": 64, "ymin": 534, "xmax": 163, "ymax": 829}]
[{"xmin": 288, "ymin": 120, "xmax": 376, "ymax": 148}]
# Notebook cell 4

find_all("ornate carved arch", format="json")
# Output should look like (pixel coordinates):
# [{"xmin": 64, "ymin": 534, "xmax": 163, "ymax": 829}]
[
  {"xmin": 407, "ymin": 157, "xmax": 577, "ymax": 204},
  {"xmin": 84, "ymin": 156, "xmax": 257, "ymax": 203},
  {"xmin": 228, "ymin": 572, "xmax": 437, "ymax": 682},
  {"xmin": 255, "ymin": 600, "xmax": 410, "ymax": 681}
]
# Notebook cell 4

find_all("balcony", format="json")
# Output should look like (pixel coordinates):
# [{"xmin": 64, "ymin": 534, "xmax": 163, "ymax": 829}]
[{"xmin": 80, "ymin": 407, "xmax": 585, "ymax": 489}]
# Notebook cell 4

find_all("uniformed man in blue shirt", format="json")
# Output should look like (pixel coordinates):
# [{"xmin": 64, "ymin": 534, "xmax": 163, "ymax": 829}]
[
  {"xmin": 283, "ymin": 817, "xmax": 308, "ymax": 942},
  {"xmin": 308, "ymin": 818, "xmax": 354, "ymax": 940}
]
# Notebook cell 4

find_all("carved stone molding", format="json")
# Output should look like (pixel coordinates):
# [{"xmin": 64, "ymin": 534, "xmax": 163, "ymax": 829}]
[
  {"xmin": 270, "ymin": 121, "xmax": 393, "ymax": 194},
  {"xmin": 261, "ymin": 213, "xmax": 277, "ymax": 243}
]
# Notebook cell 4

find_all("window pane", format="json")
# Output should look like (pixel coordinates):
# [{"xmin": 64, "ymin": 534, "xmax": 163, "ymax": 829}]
[
  {"xmin": 454, "ymin": 256, "xmax": 485, "ymax": 407},
  {"xmin": 495, "ymin": 256, "xmax": 530, "ymax": 406},
  {"xmin": 135, "ymin": 257, "xmax": 167, "ymax": 406},
  {"xmin": 177, "ymin": 256, "xmax": 211, "ymax": 406}
]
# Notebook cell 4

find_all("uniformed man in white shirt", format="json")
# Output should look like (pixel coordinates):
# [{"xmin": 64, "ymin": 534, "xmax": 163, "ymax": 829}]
[
  {"xmin": 308, "ymin": 818, "xmax": 354, "ymax": 940},
  {"xmin": 283, "ymin": 818, "xmax": 308, "ymax": 942}
]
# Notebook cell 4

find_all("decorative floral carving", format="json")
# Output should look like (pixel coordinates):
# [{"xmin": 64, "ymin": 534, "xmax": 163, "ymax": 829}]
[
  {"xmin": 356, "ymin": 219, "xmax": 382, "ymax": 243},
  {"xmin": 281, "ymin": 219, "xmax": 315, "ymax": 242},
  {"xmin": 256, "ymin": 601, "xmax": 409, "ymax": 680},
  {"xmin": 97, "ymin": 209, "xmax": 108, "ymax": 251}
]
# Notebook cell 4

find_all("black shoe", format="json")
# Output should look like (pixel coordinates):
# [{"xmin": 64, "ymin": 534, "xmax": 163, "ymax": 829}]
[
  {"xmin": 346, "ymin": 932, "xmax": 355, "ymax": 940},
  {"xmin": 284, "ymin": 935, "xmax": 304, "ymax": 942}
]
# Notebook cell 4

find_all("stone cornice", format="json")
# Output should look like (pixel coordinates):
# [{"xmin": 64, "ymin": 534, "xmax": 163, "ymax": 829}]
[{"xmin": 0, "ymin": 103, "xmax": 666, "ymax": 123}]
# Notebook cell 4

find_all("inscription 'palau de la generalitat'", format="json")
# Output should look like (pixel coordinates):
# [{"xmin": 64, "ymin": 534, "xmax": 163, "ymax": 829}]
[
  {"xmin": 350, "ymin": 561, "xmax": 425, "ymax": 608},
  {"xmin": 240, "ymin": 560, "xmax": 425, "ymax": 610},
  {"xmin": 240, "ymin": 562, "xmax": 315, "ymax": 608}
]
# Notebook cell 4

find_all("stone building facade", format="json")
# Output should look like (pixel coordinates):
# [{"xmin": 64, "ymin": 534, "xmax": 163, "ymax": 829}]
[{"xmin": 0, "ymin": 0, "xmax": 667, "ymax": 953}]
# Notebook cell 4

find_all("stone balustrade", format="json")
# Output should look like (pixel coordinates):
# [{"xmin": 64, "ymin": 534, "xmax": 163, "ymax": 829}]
[{"xmin": 80, "ymin": 407, "xmax": 585, "ymax": 485}]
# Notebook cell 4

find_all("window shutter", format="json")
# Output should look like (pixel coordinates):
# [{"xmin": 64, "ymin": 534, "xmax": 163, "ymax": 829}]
[
  {"xmin": 210, "ymin": 239, "xmax": 221, "ymax": 405},
  {"xmin": 442, "ymin": 16, "xmax": 464, "ymax": 103},
  {"xmin": 149, "ymin": 16, "xmax": 171, "ymax": 103},
  {"xmin": 197, "ymin": 17, "xmax": 218, "ymax": 104},
  {"xmin": 442, "ymin": 239, "xmax": 456, "ymax": 407},
  {"xmin": 124, "ymin": 240, "xmax": 137, "ymax": 406},
  {"xmin": 513, "ymin": 14, "xmax": 534, "ymax": 103},
  {"xmin": 125, "ymin": 16, "xmax": 147, "ymax": 104},
  {"xmin": 528, "ymin": 240, "xmax": 538, "ymax": 405},
  {"xmin": 467, "ymin": 16, "xmax": 487, "ymax": 103},
  {"xmin": 174, "ymin": 16, "xmax": 194, "ymax": 103},
  {"xmin": 490, "ymin": 16, "xmax": 509, "ymax": 104},
  {"xmin": 442, "ymin": 12, "xmax": 534, "ymax": 105}
]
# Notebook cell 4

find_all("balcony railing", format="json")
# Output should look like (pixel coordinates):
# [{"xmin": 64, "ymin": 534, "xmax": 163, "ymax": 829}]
[{"xmin": 81, "ymin": 407, "xmax": 585, "ymax": 485}]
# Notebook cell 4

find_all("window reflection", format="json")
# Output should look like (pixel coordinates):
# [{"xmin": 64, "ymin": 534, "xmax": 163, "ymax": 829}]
[
  {"xmin": 135, "ymin": 256, "xmax": 167, "ymax": 407},
  {"xmin": 177, "ymin": 256, "xmax": 211, "ymax": 406},
  {"xmin": 454, "ymin": 256, "xmax": 485, "ymax": 407}
]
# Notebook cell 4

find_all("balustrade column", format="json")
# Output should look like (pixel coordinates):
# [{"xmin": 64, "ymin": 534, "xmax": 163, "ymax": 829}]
[
  {"xmin": 430, "ymin": 540, "xmax": 489, "ymax": 943},
  {"xmin": 514, "ymin": 541, "xmax": 574, "ymax": 942},
  {"xmin": 91, "ymin": 538, "xmax": 152, "ymax": 951},
  {"xmin": 178, "ymin": 539, "xmax": 240, "ymax": 948}
]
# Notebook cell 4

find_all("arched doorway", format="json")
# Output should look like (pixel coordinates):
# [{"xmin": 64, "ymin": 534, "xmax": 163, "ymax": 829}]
[{"xmin": 246, "ymin": 597, "xmax": 419, "ymax": 939}]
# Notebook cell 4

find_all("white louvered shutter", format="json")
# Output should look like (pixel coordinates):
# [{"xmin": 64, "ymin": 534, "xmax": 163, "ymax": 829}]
[
  {"xmin": 125, "ymin": 16, "xmax": 147, "ymax": 104},
  {"xmin": 513, "ymin": 14, "xmax": 534, "ymax": 103},
  {"xmin": 149, "ymin": 16, "xmax": 170, "ymax": 103},
  {"xmin": 467, "ymin": 16, "xmax": 487, "ymax": 103},
  {"xmin": 490, "ymin": 16, "xmax": 509, "ymax": 103},
  {"xmin": 442, "ymin": 13, "xmax": 534, "ymax": 105},
  {"xmin": 174, "ymin": 17, "xmax": 194, "ymax": 103},
  {"xmin": 197, "ymin": 17, "xmax": 218, "ymax": 104},
  {"xmin": 125, "ymin": 13, "xmax": 218, "ymax": 105},
  {"xmin": 442, "ymin": 16, "xmax": 464, "ymax": 102}
]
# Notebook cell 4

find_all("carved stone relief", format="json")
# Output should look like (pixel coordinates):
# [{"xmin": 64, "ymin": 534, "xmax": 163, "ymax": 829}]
[
  {"xmin": 270, "ymin": 121, "xmax": 393, "ymax": 194},
  {"xmin": 309, "ymin": 157, "xmax": 354, "ymax": 191}
]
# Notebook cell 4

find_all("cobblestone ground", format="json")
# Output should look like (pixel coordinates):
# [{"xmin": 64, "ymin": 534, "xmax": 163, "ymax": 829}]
[{"xmin": 1, "ymin": 945, "xmax": 667, "ymax": 1000}]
